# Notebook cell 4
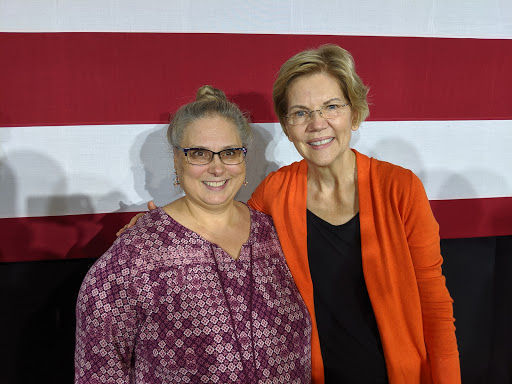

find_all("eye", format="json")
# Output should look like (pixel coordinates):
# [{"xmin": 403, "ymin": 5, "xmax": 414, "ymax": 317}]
[
  {"xmin": 189, "ymin": 149, "xmax": 208, "ymax": 157},
  {"xmin": 294, "ymin": 110, "xmax": 308, "ymax": 117},
  {"xmin": 326, "ymin": 104, "xmax": 339, "ymax": 110},
  {"xmin": 222, "ymin": 149, "xmax": 236, "ymax": 157}
]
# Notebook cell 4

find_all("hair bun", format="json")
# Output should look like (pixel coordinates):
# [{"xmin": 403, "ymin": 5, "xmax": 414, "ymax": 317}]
[{"xmin": 196, "ymin": 85, "xmax": 227, "ymax": 102}]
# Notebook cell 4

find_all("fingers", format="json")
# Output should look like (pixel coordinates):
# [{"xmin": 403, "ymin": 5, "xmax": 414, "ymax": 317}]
[
  {"xmin": 116, "ymin": 213, "xmax": 146, "ymax": 237},
  {"xmin": 129, "ymin": 213, "xmax": 145, "ymax": 226},
  {"xmin": 116, "ymin": 201, "xmax": 159, "ymax": 238},
  {"xmin": 116, "ymin": 224, "xmax": 129, "ymax": 237}
]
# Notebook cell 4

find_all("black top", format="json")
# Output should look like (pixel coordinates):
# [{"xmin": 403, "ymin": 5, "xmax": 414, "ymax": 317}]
[{"xmin": 307, "ymin": 210, "xmax": 388, "ymax": 383}]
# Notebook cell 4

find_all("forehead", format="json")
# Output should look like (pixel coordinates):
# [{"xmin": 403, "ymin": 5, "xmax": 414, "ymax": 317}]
[
  {"xmin": 181, "ymin": 115, "xmax": 241, "ymax": 147},
  {"xmin": 287, "ymin": 73, "xmax": 343, "ymax": 106}
]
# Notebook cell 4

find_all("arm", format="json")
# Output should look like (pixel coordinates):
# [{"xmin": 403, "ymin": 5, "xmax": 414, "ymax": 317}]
[
  {"xmin": 404, "ymin": 172, "xmax": 461, "ymax": 383},
  {"xmin": 247, "ymin": 172, "xmax": 274, "ymax": 214},
  {"xmin": 74, "ymin": 244, "xmax": 139, "ymax": 383}
]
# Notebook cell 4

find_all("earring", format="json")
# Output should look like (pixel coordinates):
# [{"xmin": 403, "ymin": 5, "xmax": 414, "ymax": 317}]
[
  {"xmin": 243, "ymin": 178, "xmax": 248, "ymax": 186},
  {"xmin": 173, "ymin": 171, "xmax": 180, "ymax": 186}
]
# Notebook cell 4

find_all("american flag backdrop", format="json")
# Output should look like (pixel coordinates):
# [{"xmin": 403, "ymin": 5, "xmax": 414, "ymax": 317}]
[{"xmin": 0, "ymin": 1, "xmax": 511, "ymax": 383}]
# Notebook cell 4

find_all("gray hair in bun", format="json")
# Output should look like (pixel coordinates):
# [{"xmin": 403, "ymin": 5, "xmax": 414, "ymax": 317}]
[{"xmin": 167, "ymin": 85, "xmax": 252, "ymax": 148}]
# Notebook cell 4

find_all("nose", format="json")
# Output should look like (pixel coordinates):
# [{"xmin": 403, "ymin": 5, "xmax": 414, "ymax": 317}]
[
  {"xmin": 207, "ymin": 153, "xmax": 226, "ymax": 174},
  {"xmin": 308, "ymin": 109, "xmax": 327, "ymax": 131}
]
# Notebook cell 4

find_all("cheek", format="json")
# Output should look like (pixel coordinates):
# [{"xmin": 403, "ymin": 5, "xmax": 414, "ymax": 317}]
[
  {"xmin": 184, "ymin": 167, "xmax": 203, "ymax": 180},
  {"xmin": 233, "ymin": 164, "xmax": 246, "ymax": 177},
  {"xmin": 285, "ymin": 127, "xmax": 300, "ymax": 143},
  {"xmin": 177, "ymin": 162, "xmax": 203, "ymax": 182}
]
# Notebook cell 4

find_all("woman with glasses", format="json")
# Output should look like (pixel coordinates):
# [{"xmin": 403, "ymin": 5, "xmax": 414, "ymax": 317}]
[
  {"xmin": 248, "ymin": 44, "xmax": 460, "ymax": 383},
  {"xmin": 120, "ymin": 45, "xmax": 460, "ymax": 383},
  {"xmin": 74, "ymin": 86, "xmax": 312, "ymax": 383}
]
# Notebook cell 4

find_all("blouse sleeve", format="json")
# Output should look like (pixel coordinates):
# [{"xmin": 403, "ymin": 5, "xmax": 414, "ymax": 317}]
[
  {"xmin": 404, "ymin": 172, "xmax": 461, "ymax": 383},
  {"xmin": 74, "ymin": 243, "xmax": 139, "ymax": 384}
]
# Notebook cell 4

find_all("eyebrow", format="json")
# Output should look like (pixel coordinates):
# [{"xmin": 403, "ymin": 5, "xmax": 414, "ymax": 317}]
[{"xmin": 288, "ymin": 97, "xmax": 345, "ymax": 111}]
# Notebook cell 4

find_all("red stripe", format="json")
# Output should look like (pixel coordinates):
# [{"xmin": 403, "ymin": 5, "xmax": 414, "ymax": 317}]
[
  {"xmin": 1, "ymin": 33, "xmax": 511, "ymax": 127},
  {"xmin": 0, "ymin": 212, "xmax": 138, "ymax": 263},
  {"xmin": 430, "ymin": 197, "xmax": 512, "ymax": 239},
  {"xmin": 1, "ymin": 197, "xmax": 510, "ymax": 263}
]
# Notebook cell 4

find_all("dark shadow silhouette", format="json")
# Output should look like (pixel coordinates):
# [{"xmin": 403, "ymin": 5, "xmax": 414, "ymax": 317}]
[
  {"xmin": 127, "ymin": 125, "xmax": 178, "ymax": 210},
  {"xmin": 237, "ymin": 123, "xmax": 280, "ymax": 202}
]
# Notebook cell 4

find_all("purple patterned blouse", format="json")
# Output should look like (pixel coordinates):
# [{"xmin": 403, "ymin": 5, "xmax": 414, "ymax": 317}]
[{"xmin": 75, "ymin": 207, "xmax": 311, "ymax": 383}]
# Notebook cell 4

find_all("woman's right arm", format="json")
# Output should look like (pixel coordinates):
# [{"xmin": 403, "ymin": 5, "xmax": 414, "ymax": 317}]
[{"xmin": 74, "ymin": 245, "xmax": 139, "ymax": 383}]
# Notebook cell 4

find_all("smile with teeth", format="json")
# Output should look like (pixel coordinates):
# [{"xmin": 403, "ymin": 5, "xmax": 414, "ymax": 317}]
[
  {"xmin": 309, "ymin": 138, "xmax": 333, "ymax": 146},
  {"xmin": 203, "ymin": 180, "xmax": 227, "ymax": 187}
]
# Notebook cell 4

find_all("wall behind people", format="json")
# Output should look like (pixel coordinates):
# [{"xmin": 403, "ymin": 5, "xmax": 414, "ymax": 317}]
[{"xmin": 0, "ymin": 1, "xmax": 511, "ymax": 383}]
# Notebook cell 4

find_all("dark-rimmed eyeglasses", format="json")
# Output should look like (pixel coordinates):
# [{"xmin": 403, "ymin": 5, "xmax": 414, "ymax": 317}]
[
  {"xmin": 176, "ymin": 147, "xmax": 247, "ymax": 165},
  {"xmin": 285, "ymin": 103, "xmax": 350, "ymax": 126}
]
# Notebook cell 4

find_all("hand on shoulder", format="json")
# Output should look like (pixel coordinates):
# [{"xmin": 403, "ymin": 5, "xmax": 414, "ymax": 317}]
[{"xmin": 116, "ymin": 201, "xmax": 158, "ymax": 236}]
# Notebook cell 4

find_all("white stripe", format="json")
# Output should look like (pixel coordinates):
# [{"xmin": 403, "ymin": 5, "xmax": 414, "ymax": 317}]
[
  {"xmin": 1, "ymin": 0, "xmax": 511, "ymax": 38},
  {"xmin": 352, "ymin": 120, "xmax": 512, "ymax": 200},
  {"xmin": 0, "ymin": 124, "xmax": 178, "ymax": 217},
  {"xmin": 1, "ymin": 120, "xmax": 511, "ymax": 218}
]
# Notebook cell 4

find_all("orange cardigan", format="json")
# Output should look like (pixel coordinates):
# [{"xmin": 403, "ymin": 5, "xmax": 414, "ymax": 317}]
[{"xmin": 248, "ymin": 150, "xmax": 460, "ymax": 384}]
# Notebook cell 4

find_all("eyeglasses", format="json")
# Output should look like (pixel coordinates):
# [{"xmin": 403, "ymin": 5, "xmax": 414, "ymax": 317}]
[
  {"xmin": 285, "ymin": 103, "xmax": 350, "ymax": 126},
  {"xmin": 176, "ymin": 147, "xmax": 247, "ymax": 165}
]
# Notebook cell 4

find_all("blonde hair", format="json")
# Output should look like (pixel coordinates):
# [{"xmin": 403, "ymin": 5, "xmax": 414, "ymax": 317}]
[
  {"xmin": 167, "ymin": 85, "xmax": 252, "ymax": 148},
  {"xmin": 273, "ymin": 44, "xmax": 369, "ymax": 135}
]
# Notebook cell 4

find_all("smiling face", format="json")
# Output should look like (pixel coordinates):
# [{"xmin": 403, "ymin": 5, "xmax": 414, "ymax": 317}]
[
  {"xmin": 285, "ymin": 72, "xmax": 358, "ymax": 169},
  {"xmin": 174, "ymin": 115, "xmax": 246, "ymax": 211}
]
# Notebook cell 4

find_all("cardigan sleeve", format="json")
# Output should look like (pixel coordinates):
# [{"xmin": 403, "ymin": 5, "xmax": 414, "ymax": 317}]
[
  {"xmin": 403, "ymin": 172, "xmax": 461, "ymax": 384},
  {"xmin": 74, "ymin": 243, "xmax": 140, "ymax": 383},
  {"xmin": 247, "ymin": 171, "xmax": 274, "ymax": 215}
]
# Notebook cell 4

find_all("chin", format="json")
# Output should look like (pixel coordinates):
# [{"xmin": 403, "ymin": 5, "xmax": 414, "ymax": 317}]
[
  {"xmin": 305, "ymin": 152, "xmax": 338, "ymax": 167},
  {"xmin": 203, "ymin": 194, "xmax": 236, "ymax": 206}
]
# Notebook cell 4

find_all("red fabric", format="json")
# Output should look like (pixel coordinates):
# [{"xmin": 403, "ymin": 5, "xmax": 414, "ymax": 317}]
[
  {"xmin": 430, "ymin": 197, "xmax": 512, "ymax": 239},
  {"xmin": 1, "ymin": 196, "xmax": 510, "ymax": 263},
  {"xmin": 1, "ymin": 32, "xmax": 511, "ymax": 127},
  {"xmin": 248, "ymin": 149, "xmax": 460, "ymax": 384},
  {"xmin": 0, "ymin": 212, "xmax": 138, "ymax": 263}
]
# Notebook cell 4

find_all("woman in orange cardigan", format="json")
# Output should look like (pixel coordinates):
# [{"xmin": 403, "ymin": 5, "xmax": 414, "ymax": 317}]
[{"xmin": 121, "ymin": 44, "xmax": 460, "ymax": 383}]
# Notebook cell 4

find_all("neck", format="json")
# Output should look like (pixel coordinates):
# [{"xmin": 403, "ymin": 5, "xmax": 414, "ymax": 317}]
[
  {"xmin": 307, "ymin": 149, "xmax": 357, "ymax": 190},
  {"xmin": 171, "ymin": 197, "xmax": 243, "ymax": 233}
]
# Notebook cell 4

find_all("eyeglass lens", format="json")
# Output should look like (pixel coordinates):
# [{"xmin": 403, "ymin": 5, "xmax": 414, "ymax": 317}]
[
  {"xmin": 186, "ymin": 148, "xmax": 245, "ymax": 165},
  {"xmin": 287, "ymin": 103, "xmax": 347, "ymax": 125}
]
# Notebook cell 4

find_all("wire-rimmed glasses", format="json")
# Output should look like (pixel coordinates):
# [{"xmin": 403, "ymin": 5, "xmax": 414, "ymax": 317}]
[{"xmin": 285, "ymin": 103, "xmax": 350, "ymax": 126}]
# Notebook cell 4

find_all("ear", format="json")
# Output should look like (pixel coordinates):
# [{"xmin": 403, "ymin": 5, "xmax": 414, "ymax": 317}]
[
  {"xmin": 351, "ymin": 111, "xmax": 360, "ymax": 131},
  {"xmin": 173, "ymin": 151, "xmax": 179, "ymax": 169},
  {"xmin": 282, "ymin": 123, "xmax": 291, "ymax": 140}
]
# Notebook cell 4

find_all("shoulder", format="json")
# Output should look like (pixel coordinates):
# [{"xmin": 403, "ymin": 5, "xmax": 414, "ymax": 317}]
[
  {"xmin": 356, "ymin": 150, "xmax": 419, "ymax": 189},
  {"xmin": 249, "ymin": 160, "xmax": 307, "ymax": 213},
  {"xmin": 265, "ymin": 160, "xmax": 307, "ymax": 180},
  {"xmin": 248, "ymin": 206, "xmax": 279, "ymax": 238},
  {"xmin": 249, "ymin": 205, "xmax": 274, "ymax": 225},
  {"xmin": 252, "ymin": 160, "xmax": 307, "ymax": 199},
  {"xmin": 372, "ymin": 157, "xmax": 415, "ymax": 182},
  {"xmin": 92, "ymin": 208, "xmax": 175, "ymax": 274},
  {"xmin": 247, "ymin": 206, "xmax": 284, "ymax": 257},
  {"xmin": 118, "ymin": 208, "xmax": 178, "ymax": 250},
  {"xmin": 123, "ymin": 208, "xmax": 173, "ymax": 237},
  {"xmin": 355, "ymin": 150, "xmax": 428, "ymax": 214}
]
